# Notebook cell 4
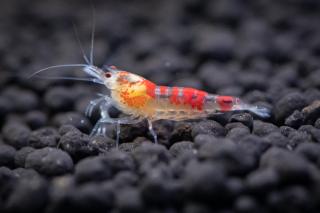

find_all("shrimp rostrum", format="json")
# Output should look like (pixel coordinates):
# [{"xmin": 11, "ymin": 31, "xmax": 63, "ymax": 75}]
[{"xmin": 31, "ymin": 62, "xmax": 270, "ymax": 148}]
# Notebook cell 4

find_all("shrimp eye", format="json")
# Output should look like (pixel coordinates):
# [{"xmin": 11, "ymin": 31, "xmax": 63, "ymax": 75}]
[{"xmin": 105, "ymin": 72, "xmax": 112, "ymax": 78}]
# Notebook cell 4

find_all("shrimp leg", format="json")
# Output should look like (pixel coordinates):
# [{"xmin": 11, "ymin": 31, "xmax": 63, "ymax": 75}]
[
  {"xmin": 89, "ymin": 95, "xmax": 143, "ymax": 147},
  {"xmin": 147, "ymin": 120, "xmax": 157, "ymax": 144},
  {"xmin": 89, "ymin": 95, "xmax": 116, "ymax": 137},
  {"xmin": 91, "ymin": 115, "xmax": 143, "ymax": 148},
  {"xmin": 85, "ymin": 94, "xmax": 113, "ymax": 117}
]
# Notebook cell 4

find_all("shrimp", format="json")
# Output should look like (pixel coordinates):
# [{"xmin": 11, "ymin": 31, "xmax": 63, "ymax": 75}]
[
  {"xmin": 30, "ymin": 11, "xmax": 270, "ymax": 148},
  {"xmin": 30, "ymin": 63, "xmax": 270, "ymax": 148}
]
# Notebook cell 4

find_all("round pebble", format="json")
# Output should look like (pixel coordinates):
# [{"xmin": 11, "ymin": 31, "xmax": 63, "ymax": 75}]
[{"xmin": 25, "ymin": 148, "xmax": 73, "ymax": 176}]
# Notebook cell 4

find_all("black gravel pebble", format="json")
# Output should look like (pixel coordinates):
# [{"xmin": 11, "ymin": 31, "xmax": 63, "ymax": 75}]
[
  {"xmin": 14, "ymin": 147, "xmax": 35, "ymax": 168},
  {"xmin": 295, "ymin": 142, "xmax": 320, "ymax": 164},
  {"xmin": 2, "ymin": 87, "xmax": 39, "ymax": 113},
  {"xmin": 0, "ymin": 167, "xmax": 17, "ymax": 202},
  {"xmin": 298, "ymin": 125, "xmax": 320, "ymax": 143},
  {"xmin": 315, "ymin": 118, "xmax": 320, "ymax": 129},
  {"xmin": 58, "ymin": 124, "xmax": 80, "ymax": 136},
  {"xmin": 140, "ymin": 175, "xmax": 173, "ymax": 207},
  {"xmin": 52, "ymin": 112, "xmax": 92, "ymax": 134},
  {"xmin": 263, "ymin": 132, "xmax": 289, "ymax": 148},
  {"xmin": 302, "ymin": 100, "xmax": 320, "ymax": 124},
  {"xmin": 28, "ymin": 127, "xmax": 60, "ymax": 148},
  {"xmin": 169, "ymin": 141, "xmax": 194, "ymax": 157},
  {"xmin": 2, "ymin": 122, "xmax": 31, "ymax": 149},
  {"xmin": 237, "ymin": 135, "xmax": 270, "ymax": 157},
  {"xmin": 24, "ymin": 111, "xmax": 48, "ymax": 130},
  {"xmin": 119, "ymin": 138, "xmax": 147, "ymax": 152},
  {"xmin": 0, "ymin": 96, "xmax": 12, "ymax": 123},
  {"xmin": 260, "ymin": 147, "xmax": 319, "ymax": 184},
  {"xmin": 103, "ymin": 150, "xmax": 136, "ymax": 174},
  {"xmin": 44, "ymin": 86, "xmax": 75, "ymax": 112},
  {"xmin": 274, "ymin": 92, "xmax": 307, "ymax": 123},
  {"xmin": 113, "ymin": 171, "xmax": 139, "ymax": 189},
  {"xmin": 196, "ymin": 29, "xmax": 235, "ymax": 62},
  {"xmin": 199, "ymin": 140, "xmax": 256, "ymax": 175},
  {"xmin": 234, "ymin": 195, "xmax": 260, "ymax": 213},
  {"xmin": 132, "ymin": 143, "xmax": 170, "ymax": 165},
  {"xmin": 4, "ymin": 176, "xmax": 48, "ymax": 213},
  {"xmin": 246, "ymin": 168, "xmax": 279, "ymax": 196},
  {"xmin": 65, "ymin": 182, "xmax": 114, "ymax": 213},
  {"xmin": 280, "ymin": 126, "xmax": 295, "ymax": 137},
  {"xmin": 46, "ymin": 175, "xmax": 75, "ymax": 213},
  {"xmin": 252, "ymin": 120, "xmax": 279, "ymax": 137},
  {"xmin": 74, "ymin": 156, "xmax": 112, "ymax": 183},
  {"xmin": 25, "ymin": 148, "xmax": 73, "ymax": 176},
  {"xmin": 191, "ymin": 120, "xmax": 227, "ymax": 138},
  {"xmin": 0, "ymin": 144, "xmax": 16, "ymax": 168},
  {"xmin": 183, "ymin": 202, "xmax": 212, "ymax": 213},
  {"xmin": 199, "ymin": 63, "xmax": 235, "ymax": 91},
  {"xmin": 285, "ymin": 110, "xmax": 305, "ymax": 128},
  {"xmin": 288, "ymin": 130, "xmax": 313, "ymax": 148},
  {"xmin": 115, "ymin": 187, "xmax": 143, "ymax": 213},
  {"xmin": 13, "ymin": 168, "xmax": 39, "ymax": 180},
  {"xmin": 226, "ymin": 126, "xmax": 251, "ymax": 141},
  {"xmin": 58, "ymin": 130, "xmax": 105, "ymax": 161},
  {"xmin": 119, "ymin": 121, "xmax": 148, "ymax": 143},
  {"xmin": 194, "ymin": 134, "xmax": 220, "ymax": 149},
  {"xmin": 183, "ymin": 160, "xmax": 227, "ymax": 204},
  {"xmin": 229, "ymin": 113, "xmax": 253, "ymax": 129},
  {"xmin": 266, "ymin": 186, "xmax": 312, "ymax": 213},
  {"xmin": 169, "ymin": 122, "xmax": 193, "ymax": 144}
]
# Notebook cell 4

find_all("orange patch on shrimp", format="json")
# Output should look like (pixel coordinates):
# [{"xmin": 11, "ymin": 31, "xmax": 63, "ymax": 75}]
[
  {"xmin": 118, "ymin": 81, "xmax": 153, "ymax": 108},
  {"xmin": 120, "ymin": 90, "xmax": 149, "ymax": 108}
]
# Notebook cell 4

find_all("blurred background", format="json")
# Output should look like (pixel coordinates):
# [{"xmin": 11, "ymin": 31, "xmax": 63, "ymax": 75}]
[{"xmin": 1, "ymin": 0, "xmax": 319, "ymax": 91}]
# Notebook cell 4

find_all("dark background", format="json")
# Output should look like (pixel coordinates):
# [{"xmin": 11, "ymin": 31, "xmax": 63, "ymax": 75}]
[{"xmin": 1, "ymin": 0, "xmax": 320, "ymax": 212}]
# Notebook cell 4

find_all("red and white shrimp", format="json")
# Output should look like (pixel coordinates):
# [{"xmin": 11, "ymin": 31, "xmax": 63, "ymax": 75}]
[{"xmin": 31, "ymin": 63, "xmax": 270, "ymax": 147}]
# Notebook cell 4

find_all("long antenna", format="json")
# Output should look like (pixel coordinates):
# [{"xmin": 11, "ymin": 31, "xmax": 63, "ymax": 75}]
[
  {"xmin": 32, "ymin": 75, "xmax": 104, "ymax": 84},
  {"xmin": 72, "ymin": 22, "xmax": 90, "ymax": 64},
  {"xmin": 28, "ymin": 64, "xmax": 88, "ymax": 78},
  {"xmin": 90, "ymin": 3, "xmax": 96, "ymax": 65}
]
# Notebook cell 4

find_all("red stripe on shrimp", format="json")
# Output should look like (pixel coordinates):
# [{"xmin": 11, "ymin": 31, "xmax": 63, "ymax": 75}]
[
  {"xmin": 170, "ymin": 87, "xmax": 180, "ymax": 105},
  {"xmin": 144, "ymin": 80, "xmax": 156, "ymax": 98},
  {"xmin": 182, "ymin": 88, "xmax": 207, "ymax": 110},
  {"xmin": 194, "ymin": 90, "xmax": 207, "ymax": 110},
  {"xmin": 182, "ymin": 88, "xmax": 194, "ymax": 105},
  {"xmin": 217, "ymin": 96, "xmax": 234, "ymax": 111},
  {"xmin": 160, "ymin": 86, "xmax": 168, "ymax": 96}
]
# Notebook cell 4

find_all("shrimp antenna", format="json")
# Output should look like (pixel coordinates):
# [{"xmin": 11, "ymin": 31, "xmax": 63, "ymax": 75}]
[
  {"xmin": 89, "ymin": 3, "xmax": 96, "ymax": 65},
  {"xmin": 32, "ymin": 75, "xmax": 104, "ymax": 84},
  {"xmin": 72, "ymin": 22, "xmax": 90, "ymax": 64},
  {"xmin": 28, "ymin": 64, "xmax": 88, "ymax": 79}
]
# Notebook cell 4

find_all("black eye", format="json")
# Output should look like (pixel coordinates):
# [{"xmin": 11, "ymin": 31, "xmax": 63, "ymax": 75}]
[{"xmin": 105, "ymin": 72, "xmax": 112, "ymax": 78}]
